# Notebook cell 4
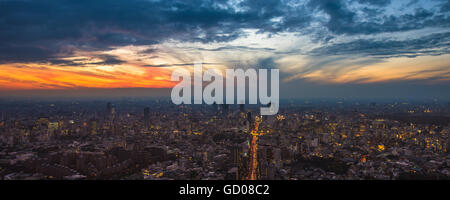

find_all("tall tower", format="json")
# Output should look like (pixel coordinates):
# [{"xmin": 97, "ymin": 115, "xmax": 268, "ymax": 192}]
[
  {"xmin": 246, "ymin": 112, "xmax": 252, "ymax": 125},
  {"xmin": 106, "ymin": 102, "xmax": 116, "ymax": 121},
  {"xmin": 106, "ymin": 102, "xmax": 112, "ymax": 116},
  {"xmin": 144, "ymin": 107, "xmax": 150, "ymax": 128}
]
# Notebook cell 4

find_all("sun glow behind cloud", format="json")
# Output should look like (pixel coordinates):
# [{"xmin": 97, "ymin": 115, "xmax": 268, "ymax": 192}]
[
  {"xmin": 283, "ymin": 54, "xmax": 450, "ymax": 84},
  {"xmin": 1, "ymin": 40, "xmax": 449, "ymax": 90},
  {"xmin": 0, "ymin": 0, "xmax": 448, "ymax": 96},
  {"xmin": 0, "ymin": 61, "xmax": 175, "ymax": 90}
]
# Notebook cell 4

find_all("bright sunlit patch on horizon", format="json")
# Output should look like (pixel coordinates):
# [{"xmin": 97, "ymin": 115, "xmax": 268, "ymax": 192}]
[{"xmin": 284, "ymin": 54, "xmax": 450, "ymax": 84}]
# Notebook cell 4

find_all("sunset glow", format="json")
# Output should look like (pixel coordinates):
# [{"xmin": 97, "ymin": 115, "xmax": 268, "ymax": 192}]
[{"xmin": 0, "ymin": 0, "xmax": 448, "ymax": 98}]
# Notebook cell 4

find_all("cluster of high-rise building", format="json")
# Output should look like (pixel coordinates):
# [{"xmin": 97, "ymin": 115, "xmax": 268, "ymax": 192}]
[{"xmin": 0, "ymin": 99, "xmax": 448, "ymax": 180}]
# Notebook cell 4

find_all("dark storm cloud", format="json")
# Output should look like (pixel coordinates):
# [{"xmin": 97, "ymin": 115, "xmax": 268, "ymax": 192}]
[
  {"xmin": 354, "ymin": 0, "xmax": 391, "ymax": 6},
  {"xmin": 194, "ymin": 46, "xmax": 276, "ymax": 52},
  {"xmin": 232, "ymin": 57, "xmax": 279, "ymax": 69},
  {"xmin": 0, "ymin": 0, "xmax": 449, "ymax": 64},
  {"xmin": 45, "ymin": 54, "xmax": 125, "ymax": 67},
  {"xmin": 309, "ymin": 32, "xmax": 450, "ymax": 58},
  {"xmin": 255, "ymin": 57, "xmax": 278, "ymax": 69},
  {"xmin": 440, "ymin": 0, "xmax": 450, "ymax": 13},
  {"xmin": 143, "ymin": 62, "xmax": 220, "ymax": 68},
  {"xmin": 0, "ymin": 0, "xmax": 311, "ymax": 63},
  {"xmin": 307, "ymin": 0, "xmax": 448, "ymax": 36}
]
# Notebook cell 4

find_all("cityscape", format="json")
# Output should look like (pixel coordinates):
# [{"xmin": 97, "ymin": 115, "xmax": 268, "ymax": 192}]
[
  {"xmin": 0, "ymin": 0, "xmax": 449, "ymax": 183},
  {"xmin": 0, "ymin": 98, "xmax": 448, "ymax": 180}
]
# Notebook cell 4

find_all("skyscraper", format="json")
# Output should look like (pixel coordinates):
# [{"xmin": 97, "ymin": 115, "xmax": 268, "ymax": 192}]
[
  {"xmin": 246, "ymin": 111, "xmax": 252, "ymax": 125},
  {"xmin": 106, "ymin": 102, "xmax": 112, "ymax": 115},
  {"xmin": 144, "ymin": 107, "xmax": 150, "ymax": 127}
]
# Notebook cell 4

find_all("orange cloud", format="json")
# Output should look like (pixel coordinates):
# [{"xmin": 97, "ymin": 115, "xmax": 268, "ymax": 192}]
[
  {"xmin": 284, "ymin": 55, "xmax": 450, "ymax": 84},
  {"xmin": 0, "ymin": 63, "xmax": 176, "ymax": 90}
]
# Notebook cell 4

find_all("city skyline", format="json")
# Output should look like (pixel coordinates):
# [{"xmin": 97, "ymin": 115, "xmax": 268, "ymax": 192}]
[
  {"xmin": 1, "ymin": 0, "xmax": 449, "ymax": 183},
  {"xmin": 0, "ymin": 99, "xmax": 448, "ymax": 180}
]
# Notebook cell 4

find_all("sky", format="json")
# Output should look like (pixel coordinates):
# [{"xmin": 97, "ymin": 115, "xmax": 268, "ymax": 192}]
[{"xmin": 0, "ymin": 0, "xmax": 449, "ymax": 99}]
